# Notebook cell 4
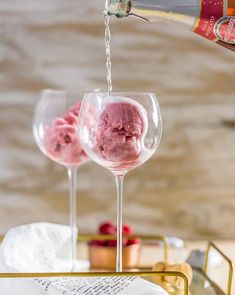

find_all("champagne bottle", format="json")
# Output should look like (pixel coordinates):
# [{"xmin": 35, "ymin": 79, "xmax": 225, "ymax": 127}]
[{"xmin": 105, "ymin": 0, "xmax": 235, "ymax": 51}]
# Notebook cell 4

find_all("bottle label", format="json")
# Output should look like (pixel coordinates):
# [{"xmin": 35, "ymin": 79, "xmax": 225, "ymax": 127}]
[
  {"xmin": 214, "ymin": 16, "xmax": 235, "ymax": 43},
  {"xmin": 194, "ymin": 0, "xmax": 235, "ymax": 50}
]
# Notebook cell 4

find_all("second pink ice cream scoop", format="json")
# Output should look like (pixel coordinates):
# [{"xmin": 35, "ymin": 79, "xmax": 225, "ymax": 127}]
[{"xmin": 44, "ymin": 102, "xmax": 88, "ymax": 166}]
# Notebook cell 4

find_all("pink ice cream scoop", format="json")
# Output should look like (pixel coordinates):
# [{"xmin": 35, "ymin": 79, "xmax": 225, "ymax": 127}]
[
  {"xmin": 95, "ymin": 100, "xmax": 147, "ymax": 164},
  {"xmin": 44, "ymin": 102, "xmax": 88, "ymax": 166}
]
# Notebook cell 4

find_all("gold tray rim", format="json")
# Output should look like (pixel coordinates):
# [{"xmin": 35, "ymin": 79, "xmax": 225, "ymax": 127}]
[{"xmin": 0, "ymin": 235, "xmax": 233, "ymax": 295}]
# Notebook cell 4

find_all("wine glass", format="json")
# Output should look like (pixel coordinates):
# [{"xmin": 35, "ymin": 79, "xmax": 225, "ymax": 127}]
[
  {"xmin": 33, "ymin": 89, "xmax": 90, "ymax": 271},
  {"xmin": 79, "ymin": 92, "xmax": 162, "ymax": 272}
]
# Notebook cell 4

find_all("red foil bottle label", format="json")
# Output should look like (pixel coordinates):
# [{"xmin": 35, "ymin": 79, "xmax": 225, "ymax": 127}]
[{"xmin": 194, "ymin": 0, "xmax": 235, "ymax": 50}]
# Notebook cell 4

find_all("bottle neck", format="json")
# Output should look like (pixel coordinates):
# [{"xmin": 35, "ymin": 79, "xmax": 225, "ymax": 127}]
[
  {"xmin": 106, "ymin": 0, "xmax": 198, "ymax": 28},
  {"xmin": 105, "ymin": 0, "xmax": 131, "ymax": 18}
]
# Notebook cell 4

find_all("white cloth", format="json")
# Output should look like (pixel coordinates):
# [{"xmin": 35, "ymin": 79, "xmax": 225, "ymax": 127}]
[{"xmin": 0, "ymin": 223, "xmax": 168, "ymax": 295}]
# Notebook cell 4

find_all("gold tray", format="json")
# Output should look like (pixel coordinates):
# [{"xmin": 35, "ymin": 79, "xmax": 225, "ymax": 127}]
[{"xmin": 0, "ymin": 235, "xmax": 233, "ymax": 295}]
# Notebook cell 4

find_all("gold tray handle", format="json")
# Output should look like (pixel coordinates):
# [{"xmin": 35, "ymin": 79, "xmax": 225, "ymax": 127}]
[
  {"xmin": 203, "ymin": 241, "xmax": 234, "ymax": 295},
  {"xmin": 0, "ymin": 270, "xmax": 189, "ymax": 295}
]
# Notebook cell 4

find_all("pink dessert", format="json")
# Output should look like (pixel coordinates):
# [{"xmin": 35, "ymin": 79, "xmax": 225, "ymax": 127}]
[
  {"xmin": 95, "ymin": 99, "xmax": 147, "ymax": 166},
  {"xmin": 44, "ymin": 102, "xmax": 89, "ymax": 166}
]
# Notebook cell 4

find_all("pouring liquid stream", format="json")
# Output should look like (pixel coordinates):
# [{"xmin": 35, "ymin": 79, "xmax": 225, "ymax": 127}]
[{"xmin": 104, "ymin": 14, "xmax": 113, "ymax": 96}]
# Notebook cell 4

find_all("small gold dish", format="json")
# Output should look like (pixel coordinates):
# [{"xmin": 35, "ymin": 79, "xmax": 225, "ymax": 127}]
[{"xmin": 89, "ymin": 244, "xmax": 141, "ymax": 270}]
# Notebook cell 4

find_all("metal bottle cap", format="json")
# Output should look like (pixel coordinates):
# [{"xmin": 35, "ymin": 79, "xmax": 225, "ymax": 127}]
[{"xmin": 105, "ymin": 0, "xmax": 131, "ymax": 18}]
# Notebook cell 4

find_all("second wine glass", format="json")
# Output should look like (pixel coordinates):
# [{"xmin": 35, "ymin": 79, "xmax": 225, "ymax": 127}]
[
  {"xmin": 79, "ymin": 92, "xmax": 162, "ymax": 272},
  {"xmin": 33, "ymin": 89, "xmax": 90, "ymax": 271}
]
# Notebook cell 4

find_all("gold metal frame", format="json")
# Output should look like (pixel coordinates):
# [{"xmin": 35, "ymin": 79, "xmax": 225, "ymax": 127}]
[
  {"xmin": 0, "ymin": 234, "xmax": 233, "ymax": 294},
  {"xmin": 0, "ymin": 271, "xmax": 189, "ymax": 295},
  {"xmin": 204, "ymin": 241, "xmax": 234, "ymax": 295}
]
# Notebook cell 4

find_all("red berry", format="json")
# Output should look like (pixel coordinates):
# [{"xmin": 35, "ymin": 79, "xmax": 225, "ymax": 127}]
[
  {"xmin": 89, "ymin": 240, "xmax": 105, "ymax": 246},
  {"xmin": 103, "ymin": 240, "xmax": 110, "ymax": 247},
  {"xmin": 107, "ymin": 240, "xmax": 117, "ymax": 247},
  {"xmin": 122, "ymin": 224, "xmax": 133, "ymax": 235},
  {"xmin": 99, "ymin": 222, "xmax": 116, "ymax": 235},
  {"xmin": 107, "ymin": 238, "xmax": 128, "ymax": 247},
  {"xmin": 126, "ymin": 238, "xmax": 141, "ymax": 246}
]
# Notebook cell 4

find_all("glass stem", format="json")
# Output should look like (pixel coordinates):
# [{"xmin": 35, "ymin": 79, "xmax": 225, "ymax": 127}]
[
  {"xmin": 115, "ymin": 174, "xmax": 125, "ymax": 272},
  {"xmin": 67, "ymin": 166, "xmax": 78, "ymax": 272}
]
